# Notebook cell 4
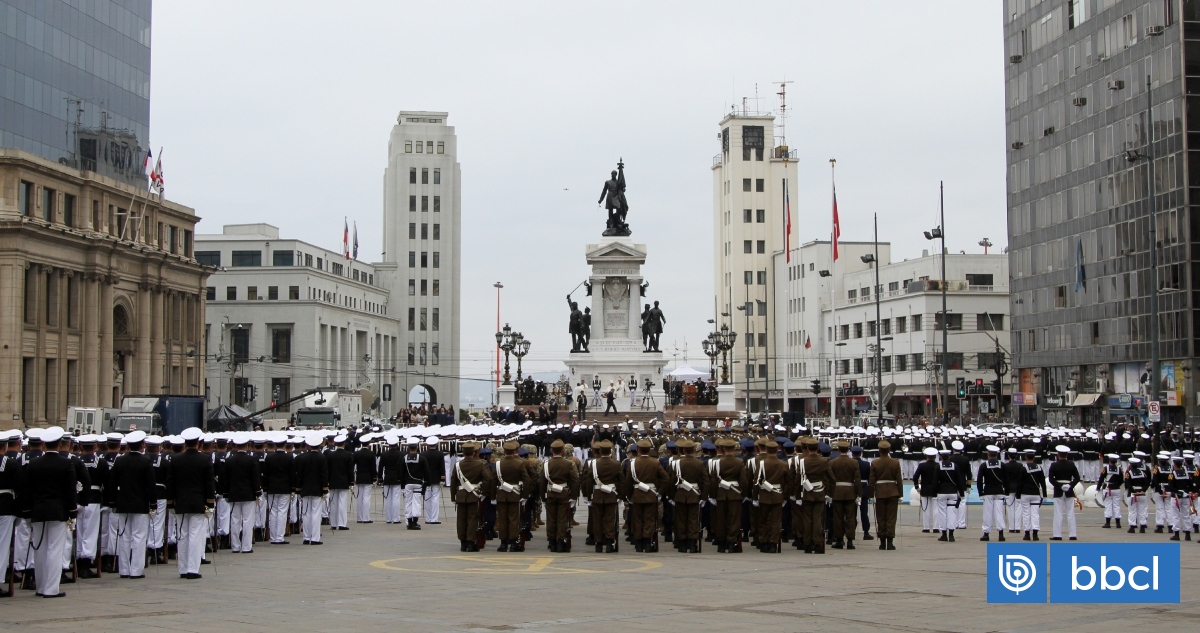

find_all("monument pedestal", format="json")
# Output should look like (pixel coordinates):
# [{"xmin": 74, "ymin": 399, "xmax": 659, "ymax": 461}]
[
  {"xmin": 716, "ymin": 384, "xmax": 737, "ymax": 411},
  {"xmin": 563, "ymin": 236, "xmax": 667, "ymax": 414},
  {"xmin": 497, "ymin": 384, "xmax": 516, "ymax": 408}
]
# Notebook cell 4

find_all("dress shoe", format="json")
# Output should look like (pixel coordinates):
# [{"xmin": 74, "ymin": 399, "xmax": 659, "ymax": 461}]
[
  {"xmin": 272, "ymin": 541, "xmax": 290, "ymax": 545},
  {"xmin": 885, "ymin": 538, "xmax": 896, "ymax": 551},
  {"xmin": 185, "ymin": 573, "xmax": 202, "ymax": 579},
  {"xmin": 1049, "ymin": 536, "xmax": 1062, "ymax": 541},
  {"xmin": 846, "ymin": 540, "xmax": 856, "ymax": 550},
  {"xmin": 200, "ymin": 558, "xmax": 211, "ymax": 564},
  {"xmin": 42, "ymin": 592, "xmax": 66, "ymax": 598},
  {"xmin": 862, "ymin": 532, "xmax": 874, "ymax": 541},
  {"xmin": 980, "ymin": 533, "xmax": 990, "ymax": 541},
  {"xmin": 998, "ymin": 532, "xmax": 1006, "ymax": 541},
  {"xmin": 1031, "ymin": 530, "xmax": 1039, "ymax": 541}
]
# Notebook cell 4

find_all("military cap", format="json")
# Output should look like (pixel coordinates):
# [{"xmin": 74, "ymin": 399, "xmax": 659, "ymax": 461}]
[
  {"xmin": 636, "ymin": 438, "xmax": 653, "ymax": 449},
  {"xmin": 461, "ymin": 442, "xmax": 479, "ymax": 453},
  {"xmin": 835, "ymin": 440, "xmax": 851, "ymax": 449},
  {"xmin": 877, "ymin": 439, "xmax": 891, "ymax": 450},
  {"xmin": 503, "ymin": 440, "xmax": 519, "ymax": 451},
  {"xmin": 850, "ymin": 445, "xmax": 862, "ymax": 454},
  {"xmin": 517, "ymin": 447, "xmax": 529, "ymax": 456},
  {"xmin": 480, "ymin": 447, "xmax": 493, "ymax": 456},
  {"xmin": 676, "ymin": 438, "xmax": 696, "ymax": 449},
  {"xmin": 764, "ymin": 440, "xmax": 779, "ymax": 450},
  {"xmin": 595, "ymin": 439, "xmax": 613, "ymax": 449},
  {"xmin": 701, "ymin": 440, "xmax": 716, "ymax": 451},
  {"xmin": 550, "ymin": 439, "xmax": 565, "ymax": 449}
]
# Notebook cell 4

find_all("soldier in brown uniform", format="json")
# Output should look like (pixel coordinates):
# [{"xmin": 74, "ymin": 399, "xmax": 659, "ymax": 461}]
[
  {"xmin": 868, "ymin": 439, "xmax": 902, "ymax": 551},
  {"xmin": 581, "ymin": 439, "xmax": 622, "ymax": 553},
  {"xmin": 788, "ymin": 440, "xmax": 810, "ymax": 549},
  {"xmin": 668, "ymin": 438, "xmax": 708, "ymax": 553},
  {"xmin": 495, "ymin": 440, "xmax": 532, "ymax": 552},
  {"xmin": 622, "ymin": 438, "xmax": 669, "ymax": 552},
  {"xmin": 828, "ymin": 440, "xmax": 861, "ymax": 550},
  {"xmin": 540, "ymin": 439, "xmax": 579, "ymax": 552},
  {"xmin": 753, "ymin": 440, "xmax": 790, "ymax": 553},
  {"xmin": 449, "ymin": 443, "xmax": 495, "ymax": 552},
  {"xmin": 799, "ymin": 437, "xmax": 833, "ymax": 553},
  {"xmin": 712, "ymin": 438, "xmax": 749, "ymax": 553}
]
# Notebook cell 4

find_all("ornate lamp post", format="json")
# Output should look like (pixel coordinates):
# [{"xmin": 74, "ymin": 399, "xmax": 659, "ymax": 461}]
[
  {"xmin": 702, "ymin": 335, "xmax": 719, "ymax": 381},
  {"xmin": 712, "ymin": 323, "xmax": 737, "ymax": 384},
  {"xmin": 496, "ymin": 323, "xmax": 518, "ymax": 385},
  {"xmin": 513, "ymin": 336, "xmax": 531, "ymax": 382}
]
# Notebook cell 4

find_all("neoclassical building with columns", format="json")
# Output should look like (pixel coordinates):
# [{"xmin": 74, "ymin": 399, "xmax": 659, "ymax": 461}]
[{"xmin": 0, "ymin": 149, "xmax": 209, "ymax": 430}]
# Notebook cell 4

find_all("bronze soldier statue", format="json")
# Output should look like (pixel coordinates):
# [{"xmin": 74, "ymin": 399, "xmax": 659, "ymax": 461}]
[{"xmin": 597, "ymin": 160, "xmax": 631, "ymax": 236}]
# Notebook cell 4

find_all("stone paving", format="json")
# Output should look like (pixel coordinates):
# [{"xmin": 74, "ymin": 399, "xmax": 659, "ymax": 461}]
[{"xmin": 1, "ymin": 492, "xmax": 1197, "ymax": 633}]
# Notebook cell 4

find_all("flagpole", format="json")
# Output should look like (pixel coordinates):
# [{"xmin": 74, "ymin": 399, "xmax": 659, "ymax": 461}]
[{"xmin": 830, "ymin": 158, "xmax": 838, "ymax": 428}]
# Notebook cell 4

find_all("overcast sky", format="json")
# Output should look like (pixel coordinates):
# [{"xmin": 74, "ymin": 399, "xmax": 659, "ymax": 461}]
[{"xmin": 151, "ymin": 1, "xmax": 1006, "ymax": 403}]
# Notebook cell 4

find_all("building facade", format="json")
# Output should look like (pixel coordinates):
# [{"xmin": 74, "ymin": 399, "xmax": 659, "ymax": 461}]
[
  {"xmin": 197, "ymin": 224, "xmax": 403, "ymax": 420},
  {"xmin": 711, "ymin": 110, "xmax": 798, "ymax": 411},
  {"xmin": 379, "ymin": 111, "xmax": 460, "ymax": 409},
  {"xmin": 1004, "ymin": 0, "xmax": 1193, "ymax": 426},
  {"xmin": 777, "ymin": 242, "xmax": 1011, "ymax": 422},
  {"xmin": 1, "ymin": 0, "xmax": 153, "ymax": 186},
  {"xmin": 0, "ymin": 149, "xmax": 207, "ymax": 429}
]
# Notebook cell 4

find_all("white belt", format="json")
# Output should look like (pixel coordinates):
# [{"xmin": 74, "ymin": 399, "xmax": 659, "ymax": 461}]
[
  {"xmin": 718, "ymin": 480, "xmax": 740, "ymax": 491},
  {"xmin": 678, "ymin": 480, "xmax": 699, "ymax": 494},
  {"xmin": 760, "ymin": 480, "xmax": 780, "ymax": 493},
  {"xmin": 498, "ymin": 481, "xmax": 519, "ymax": 494},
  {"xmin": 0, "ymin": 488, "xmax": 14, "ymax": 496},
  {"xmin": 835, "ymin": 482, "xmax": 854, "ymax": 486},
  {"xmin": 875, "ymin": 480, "xmax": 897, "ymax": 484},
  {"xmin": 548, "ymin": 482, "xmax": 566, "ymax": 493},
  {"xmin": 635, "ymin": 482, "xmax": 656, "ymax": 493},
  {"xmin": 90, "ymin": 485, "xmax": 102, "ymax": 490},
  {"xmin": 596, "ymin": 483, "xmax": 616, "ymax": 495}
]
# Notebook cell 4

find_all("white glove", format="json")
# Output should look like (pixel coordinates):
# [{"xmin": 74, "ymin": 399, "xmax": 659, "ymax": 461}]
[
  {"xmin": 825, "ymin": 496, "xmax": 833, "ymax": 506},
  {"xmin": 669, "ymin": 500, "xmax": 675, "ymax": 506},
  {"xmin": 490, "ymin": 499, "xmax": 497, "ymax": 505},
  {"xmin": 1061, "ymin": 484, "xmax": 1071, "ymax": 492},
  {"xmin": 708, "ymin": 498, "xmax": 717, "ymax": 505},
  {"xmin": 752, "ymin": 500, "xmax": 760, "ymax": 507}
]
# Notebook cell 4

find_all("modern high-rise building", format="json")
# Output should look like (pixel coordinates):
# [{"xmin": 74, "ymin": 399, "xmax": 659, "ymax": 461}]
[
  {"xmin": 711, "ymin": 109, "xmax": 798, "ymax": 412},
  {"xmin": 1, "ymin": 0, "xmax": 152, "ymax": 186},
  {"xmin": 377, "ymin": 111, "xmax": 461, "ymax": 409},
  {"xmin": 1003, "ymin": 1, "xmax": 1190, "ymax": 427}
]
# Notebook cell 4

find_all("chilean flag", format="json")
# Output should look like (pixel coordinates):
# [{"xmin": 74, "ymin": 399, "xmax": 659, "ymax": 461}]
[
  {"xmin": 832, "ymin": 185, "xmax": 841, "ymax": 261},
  {"xmin": 804, "ymin": 335, "xmax": 811, "ymax": 349},
  {"xmin": 149, "ymin": 148, "xmax": 164, "ymax": 195},
  {"xmin": 343, "ymin": 218, "xmax": 350, "ymax": 259}
]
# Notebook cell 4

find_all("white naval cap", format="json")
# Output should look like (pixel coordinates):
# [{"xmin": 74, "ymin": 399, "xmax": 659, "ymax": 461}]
[
  {"xmin": 41, "ymin": 426, "xmax": 65, "ymax": 443},
  {"xmin": 180, "ymin": 427, "xmax": 203, "ymax": 441},
  {"xmin": 125, "ymin": 430, "xmax": 147, "ymax": 444}
]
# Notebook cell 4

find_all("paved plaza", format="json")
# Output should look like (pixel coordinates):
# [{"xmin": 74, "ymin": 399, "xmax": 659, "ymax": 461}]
[{"xmin": 2, "ymin": 493, "xmax": 1197, "ymax": 633}]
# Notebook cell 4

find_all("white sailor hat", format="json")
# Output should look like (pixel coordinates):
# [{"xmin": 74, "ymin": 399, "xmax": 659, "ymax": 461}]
[
  {"xmin": 305, "ymin": 436, "xmax": 323, "ymax": 448},
  {"xmin": 41, "ymin": 426, "xmax": 65, "ymax": 443},
  {"xmin": 1106, "ymin": 453, "xmax": 1120, "ymax": 460},
  {"xmin": 951, "ymin": 440, "xmax": 964, "ymax": 451},
  {"xmin": 232, "ymin": 432, "xmax": 250, "ymax": 445},
  {"xmin": 145, "ymin": 435, "xmax": 164, "ymax": 446},
  {"xmin": 180, "ymin": 427, "xmax": 203, "ymax": 441},
  {"xmin": 106, "ymin": 432, "xmax": 123, "ymax": 442},
  {"xmin": 938, "ymin": 449, "xmax": 951, "ymax": 455},
  {"xmin": 1128, "ymin": 457, "xmax": 1143, "ymax": 464},
  {"xmin": 1133, "ymin": 450, "xmax": 1148, "ymax": 458},
  {"xmin": 922, "ymin": 447, "xmax": 938, "ymax": 456},
  {"xmin": 385, "ymin": 435, "xmax": 399, "ymax": 446},
  {"xmin": 426, "ymin": 436, "xmax": 439, "ymax": 445},
  {"xmin": 334, "ymin": 434, "xmax": 348, "ymax": 444},
  {"xmin": 125, "ymin": 430, "xmax": 147, "ymax": 444},
  {"xmin": 986, "ymin": 445, "xmax": 1000, "ymax": 453},
  {"xmin": 1007, "ymin": 447, "xmax": 1018, "ymax": 454},
  {"xmin": 169, "ymin": 435, "xmax": 185, "ymax": 446},
  {"xmin": 1055, "ymin": 445, "xmax": 1070, "ymax": 454}
]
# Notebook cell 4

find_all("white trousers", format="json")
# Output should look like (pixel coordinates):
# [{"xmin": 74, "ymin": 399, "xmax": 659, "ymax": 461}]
[
  {"xmin": 384, "ymin": 486, "xmax": 403, "ymax": 523},
  {"xmin": 31, "ymin": 521, "xmax": 67, "ymax": 596},
  {"xmin": 215, "ymin": 497, "xmax": 231, "ymax": 536},
  {"xmin": 1168, "ymin": 497, "xmax": 1195, "ymax": 532},
  {"xmin": 328, "ymin": 489, "xmax": 350, "ymax": 528},
  {"xmin": 592, "ymin": 389, "xmax": 601, "ymax": 406},
  {"xmin": 255, "ymin": 494, "xmax": 267, "ymax": 529},
  {"xmin": 0, "ymin": 515, "xmax": 12, "ymax": 579},
  {"xmin": 1151, "ymin": 492, "xmax": 1167, "ymax": 526},
  {"xmin": 268, "ymin": 494, "xmax": 290, "ymax": 543},
  {"xmin": 355, "ymin": 485, "xmax": 373, "ymax": 522},
  {"xmin": 1102, "ymin": 489, "xmax": 1122, "ymax": 519},
  {"xmin": 166, "ymin": 508, "xmax": 177, "ymax": 545},
  {"xmin": 116, "ymin": 513, "xmax": 149, "ymax": 577},
  {"xmin": 149, "ymin": 500, "xmax": 167, "ymax": 549},
  {"xmin": 13, "ymin": 517, "xmax": 32, "ymax": 570},
  {"xmin": 76, "ymin": 503, "xmax": 100, "ymax": 560},
  {"xmin": 61, "ymin": 524, "xmax": 73, "ymax": 571},
  {"xmin": 1006, "ymin": 494, "xmax": 1020, "ymax": 530},
  {"xmin": 1019, "ymin": 496, "xmax": 1042, "ymax": 531},
  {"xmin": 956, "ymin": 494, "xmax": 968, "ymax": 529},
  {"xmin": 229, "ymin": 501, "xmax": 256, "ymax": 552},
  {"xmin": 920, "ymin": 497, "xmax": 935, "ymax": 530},
  {"xmin": 981, "ymin": 495, "xmax": 1006, "ymax": 534},
  {"xmin": 289, "ymin": 493, "xmax": 300, "ymax": 524},
  {"xmin": 403, "ymin": 484, "xmax": 424, "ymax": 519},
  {"xmin": 1052, "ymin": 497, "xmax": 1076, "ymax": 538},
  {"xmin": 176, "ymin": 514, "xmax": 208, "ymax": 575},
  {"xmin": 1128, "ymin": 494, "xmax": 1149, "ymax": 526},
  {"xmin": 100, "ymin": 506, "xmax": 116, "ymax": 556},
  {"xmin": 935, "ymin": 493, "xmax": 960, "ymax": 531},
  {"xmin": 629, "ymin": 390, "xmax": 638, "ymax": 408},
  {"xmin": 424, "ymin": 484, "xmax": 441, "ymax": 523},
  {"xmin": 301, "ymin": 496, "xmax": 325, "ymax": 543}
]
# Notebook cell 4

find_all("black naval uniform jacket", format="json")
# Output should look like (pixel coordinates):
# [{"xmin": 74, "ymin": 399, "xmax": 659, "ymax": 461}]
[
  {"xmin": 1003, "ymin": 457, "xmax": 1026, "ymax": 495},
  {"xmin": 423, "ymin": 448, "xmax": 446, "ymax": 487},
  {"xmin": 108, "ymin": 451, "xmax": 156, "ymax": 514},
  {"xmin": 912, "ymin": 460, "xmax": 941, "ymax": 497},
  {"xmin": 167, "ymin": 448, "xmax": 217, "ymax": 514},
  {"xmin": 1018, "ymin": 462, "xmax": 1048, "ymax": 498},
  {"xmin": 353, "ymin": 447, "xmax": 377, "ymax": 485},
  {"xmin": 150, "ymin": 452, "xmax": 171, "ymax": 501},
  {"xmin": 263, "ymin": 450, "xmax": 293, "ymax": 495},
  {"xmin": 326, "ymin": 448, "xmax": 355, "ymax": 490},
  {"xmin": 936, "ymin": 460, "xmax": 967, "ymax": 496},
  {"xmin": 0, "ymin": 450, "xmax": 24, "ymax": 517},
  {"xmin": 79, "ymin": 452, "xmax": 107, "ymax": 506},
  {"xmin": 378, "ymin": 448, "xmax": 404, "ymax": 485},
  {"xmin": 292, "ymin": 450, "xmax": 329, "ymax": 497},
  {"xmin": 976, "ymin": 459, "xmax": 1008, "ymax": 496},
  {"xmin": 22, "ymin": 451, "xmax": 79, "ymax": 522},
  {"xmin": 1047, "ymin": 459, "xmax": 1081, "ymax": 498},
  {"xmin": 224, "ymin": 450, "xmax": 263, "ymax": 503}
]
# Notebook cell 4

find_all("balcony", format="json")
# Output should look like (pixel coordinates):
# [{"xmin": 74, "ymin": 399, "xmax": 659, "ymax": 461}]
[{"xmin": 712, "ymin": 154, "xmax": 723, "ymax": 168}]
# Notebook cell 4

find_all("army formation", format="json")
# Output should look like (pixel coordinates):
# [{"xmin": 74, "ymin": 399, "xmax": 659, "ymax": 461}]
[{"xmin": 1, "ymin": 419, "xmax": 1198, "ymax": 600}]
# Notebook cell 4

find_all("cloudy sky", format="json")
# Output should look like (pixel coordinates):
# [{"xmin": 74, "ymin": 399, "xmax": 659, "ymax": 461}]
[{"xmin": 151, "ymin": 1, "xmax": 1006, "ymax": 404}]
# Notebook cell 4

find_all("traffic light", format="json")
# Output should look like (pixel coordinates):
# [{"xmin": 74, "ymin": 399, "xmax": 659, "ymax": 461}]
[
  {"xmin": 956, "ymin": 377, "xmax": 967, "ymax": 399},
  {"xmin": 991, "ymin": 379, "xmax": 1002, "ymax": 395},
  {"xmin": 244, "ymin": 384, "xmax": 257, "ymax": 402},
  {"xmin": 810, "ymin": 379, "xmax": 821, "ymax": 395}
]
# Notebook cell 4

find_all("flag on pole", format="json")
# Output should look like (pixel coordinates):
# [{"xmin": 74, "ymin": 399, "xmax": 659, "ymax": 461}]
[
  {"xmin": 352, "ymin": 221, "xmax": 359, "ymax": 260},
  {"xmin": 149, "ymin": 148, "xmax": 164, "ymax": 196},
  {"xmin": 343, "ymin": 218, "xmax": 350, "ymax": 259},
  {"xmin": 142, "ymin": 148, "xmax": 152, "ymax": 174},
  {"xmin": 784, "ymin": 179, "xmax": 792, "ymax": 263},
  {"xmin": 832, "ymin": 185, "xmax": 841, "ymax": 261},
  {"xmin": 804, "ymin": 335, "xmax": 811, "ymax": 349}
]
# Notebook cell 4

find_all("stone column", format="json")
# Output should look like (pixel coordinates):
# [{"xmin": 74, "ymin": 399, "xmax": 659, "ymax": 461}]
[
  {"xmin": 0, "ymin": 261, "xmax": 25, "ymax": 427},
  {"xmin": 99, "ymin": 279, "xmax": 114, "ymax": 408},
  {"xmin": 80, "ymin": 275, "xmax": 97, "ymax": 406},
  {"xmin": 151, "ymin": 289, "xmax": 164, "ymax": 393},
  {"xmin": 137, "ymin": 283, "xmax": 153, "ymax": 395}
]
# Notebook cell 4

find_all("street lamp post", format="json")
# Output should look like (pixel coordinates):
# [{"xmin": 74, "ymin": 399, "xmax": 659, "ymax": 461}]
[
  {"xmin": 513, "ymin": 337, "xmax": 531, "ymax": 382},
  {"xmin": 702, "ymin": 335, "xmax": 719, "ymax": 381},
  {"xmin": 862, "ymin": 212, "xmax": 883, "ymax": 429},
  {"xmin": 924, "ymin": 184, "xmax": 949, "ymax": 425},
  {"xmin": 712, "ymin": 323, "xmax": 737, "ymax": 384},
  {"xmin": 495, "ymin": 323, "xmax": 519, "ymax": 385}
]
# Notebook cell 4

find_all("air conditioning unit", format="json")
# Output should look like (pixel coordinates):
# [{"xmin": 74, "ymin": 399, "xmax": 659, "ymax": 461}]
[
  {"xmin": 1011, "ymin": 141, "xmax": 1025, "ymax": 150},
  {"xmin": 1108, "ymin": 79, "xmax": 1125, "ymax": 90},
  {"xmin": 1146, "ymin": 25, "xmax": 1165, "ymax": 37},
  {"xmin": 1043, "ymin": 126, "xmax": 1056, "ymax": 136},
  {"xmin": 1073, "ymin": 97, "xmax": 1087, "ymax": 107},
  {"xmin": 1009, "ymin": 54, "xmax": 1024, "ymax": 64}
]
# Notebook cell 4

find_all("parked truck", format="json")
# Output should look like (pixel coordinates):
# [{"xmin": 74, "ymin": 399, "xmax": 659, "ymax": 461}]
[
  {"xmin": 110, "ymin": 395, "xmax": 205, "ymax": 436},
  {"xmin": 66, "ymin": 406, "xmax": 119, "ymax": 435}
]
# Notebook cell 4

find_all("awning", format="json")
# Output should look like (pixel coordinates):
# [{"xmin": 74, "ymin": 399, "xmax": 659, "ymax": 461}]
[{"xmin": 1071, "ymin": 393, "xmax": 1102, "ymax": 407}]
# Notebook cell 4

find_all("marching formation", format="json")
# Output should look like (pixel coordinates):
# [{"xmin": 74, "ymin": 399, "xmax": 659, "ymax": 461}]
[{"xmin": 2, "ymin": 419, "xmax": 1198, "ymax": 601}]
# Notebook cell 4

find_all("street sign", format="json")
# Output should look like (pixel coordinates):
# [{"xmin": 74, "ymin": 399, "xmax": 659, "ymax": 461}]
[
  {"xmin": 1148, "ymin": 400, "xmax": 1161, "ymax": 422},
  {"xmin": 980, "ymin": 401, "xmax": 990, "ymax": 414}
]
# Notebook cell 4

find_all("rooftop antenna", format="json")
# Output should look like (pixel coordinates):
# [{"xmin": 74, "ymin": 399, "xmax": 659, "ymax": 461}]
[{"xmin": 776, "ymin": 80, "xmax": 793, "ymax": 147}]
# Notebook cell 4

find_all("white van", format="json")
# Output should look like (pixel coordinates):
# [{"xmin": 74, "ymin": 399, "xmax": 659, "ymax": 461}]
[{"xmin": 66, "ymin": 407, "xmax": 119, "ymax": 435}]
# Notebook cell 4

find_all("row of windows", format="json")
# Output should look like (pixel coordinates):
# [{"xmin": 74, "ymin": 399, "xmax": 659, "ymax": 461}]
[
  {"xmin": 404, "ymin": 140, "xmax": 445, "ymax": 154},
  {"xmin": 26, "ymin": 267, "xmax": 199, "ymax": 341},
  {"xmin": 228, "ymin": 327, "xmax": 292, "ymax": 365},
  {"xmin": 407, "ymin": 342, "xmax": 439, "ymax": 365},
  {"xmin": 208, "ymin": 285, "xmax": 387, "ymax": 315},
  {"xmin": 408, "ymin": 251, "xmax": 441, "ymax": 269},
  {"xmin": 1014, "ymin": 310, "xmax": 1187, "ymax": 352},
  {"xmin": 407, "ymin": 279, "xmax": 441, "ymax": 296},
  {"xmin": 406, "ymin": 307, "xmax": 440, "ymax": 332},
  {"xmin": 196, "ymin": 250, "xmax": 375, "ymax": 285},
  {"xmin": 408, "ymin": 223, "xmax": 441, "ymax": 240},
  {"xmin": 408, "ymin": 195, "xmax": 442, "ymax": 212},
  {"xmin": 18, "ymin": 181, "xmax": 194, "ymax": 256},
  {"xmin": 409, "ymin": 168, "xmax": 442, "ymax": 184}
]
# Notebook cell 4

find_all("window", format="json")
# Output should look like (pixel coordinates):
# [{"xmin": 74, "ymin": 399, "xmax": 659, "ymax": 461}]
[
  {"xmin": 882, "ymin": 356, "xmax": 892, "ymax": 372},
  {"xmin": 432, "ymin": 308, "xmax": 440, "ymax": 331},
  {"xmin": 304, "ymin": 253, "xmax": 313, "ymax": 267},
  {"xmin": 420, "ymin": 343, "xmax": 427, "ymax": 365},
  {"xmin": 231, "ymin": 251, "xmax": 262, "ymax": 267},
  {"xmin": 743, "ymin": 240, "xmax": 752, "ymax": 254},
  {"xmin": 742, "ymin": 178, "xmax": 751, "ymax": 192},
  {"xmin": 432, "ymin": 343, "xmax": 440, "ymax": 365},
  {"xmin": 977, "ymin": 313, "xmax": 1004, "ymax": 330},
  {"xmin": 839, "ymin": 324, "xmax": 849, "ymax": 340},
  {"xmin": 409, "ymin": 167, "xmax": 417, "ymax": 184},
  {"xmin": 409, "ymin": 195, "xmax": 416, "ymax": 212},
  {"xmin": 755, "ymin": 179, "xmax": 765, "ymax": 192},
  {"xmin": 888, "ymin": 281, "xmax": 899, "ymax": 292},
  {"xmin": 169, "ymin": 226, "xmax": 178, "ymax": 253},
  {"xmin": 19, "ymin": 181, "xmax": 33, "ymax": 216},
  {"xmin": 897, "ymin": 316, "xmax": 907, "ymax": 333},
  {"xmin": 421, "ymin": 279, "xmax": 427, "ymax": 296},
  {"xmin": 934, "ymin": 313, "xmax": 962, "ymax": 330},
  {"xmin": 757, "ymin": 333, "xmax": 766, "ymax": 347},
  {"xmin": 756, "ymin": 240, "xmax": 765, "ymax": 254},
  {"xmin": 44, "ymin": 272, "xmax": 58, "ymax": 326},
  {"xmin": 756, "ymin": 300, "xmax": 767, "ymax": 316},
  {"xmin": 408, "ymin": 279, "xmax": 416, "ymax": 295},
  {"xmin": 91, "ymin": 200, "xmax": 99, "ymax": 230},
  {"xmin": 853, "ymin": 323, "xmax": 863, "ymax": 338},
  {"xmin": 437, "ymin": 141, "xmax": 444, "ymax": 154},
  {"xmin": 743, "ymin": 209, "xmax": 752, "ymax": 223},
  {"xmin": 420, "ymin": 308, "xmax": 428, "ymax": 331},
  {"xmin": 896, "ymin": 355, "xmax": 908, "ymax": 371},
  {"xmin": 433, "ymin": 224, "xmax": 440, "ymax": 240},
  {"xmin": 421, "ymin": 223, "xmax": 428, "ymax": 240},
  {"xmin": 1090, "ymin": 321, "xmax": 1101, "ymax": 344},
  {"xmin": 271, "ymin": 378, "xmax": 291, "ymax": 411},
  {"xmin": 272, "ymin": 250, "xmax": 293, "ymax": 266},
  {"xmin": 978, "ymin": 352, "xmax": 1000, "ymax": 370},
  {"xmin": 421, "ymin": 196, "xmax": 429, "ymax": 212},
  {"xmin": 206, "ymin": 287, "xmax": 216, "ymax": 301},
  {"xmin": 420, "ymin": 252, "xmax": 428, "ymax": 268},
  {"xmin": 226, "ymin": 287, "xmax": 237, "ymax": 301},
  {"xmin": 912, "ymin": 315, "xmax": 923, "ymax": 331},
  {"xmin": 966, "ymin": 273, "xmax": 994, "ymax": 286},
  {"xmin": 408, "ymin": 251, "xmax": 416, "ymax": 268},
  {"xmin": 316, "ymin": 257, "xmax": 323, "ymax": 270},
  {"xmin": 746, "ymin": 365, "xmax": 755, "ymax": 378},
  {"xmin": 1055, "ymin": 285, "xmax": 1067, "ymax": 308},
  {"xmin": 881, "ymin": 319, "xmax": 891, "ymax": 335},
  {"xmin": 289, "ymin": 286, "xmax": 299, "ymax": 300},
  {"xmin": 407, "ymin": 343, "xmax": 415, "ymax": 365},
  {"xmin": 426, "ymin": 141, "xmax": 434, "ymax": 153},
  {"xmin": 416, "ymin": 140, "xmax": 424, "ymax": 153},
  {"xmin": 63, "ymin": 194, "xmax": 75, "ymax": 227},
  {"xmin": 432, "ymin": 279, "xmax": 440, "ymax": 296},
  {"xmin": 756, "ymin": 271, "xmax": 766, "ymax": 285},
  {"xmin": 195, "ymin": 251, "xmax": 221, "ymax": 267},
  {"xmin": 421, "ymin": 168, "xmax": 429, "ymax": 184},
  {"xmin": 247, "ymin": 286, "xmax": 259, "ymax": 301},
  {"xmin": 853, "ymin": 358, "xmax": 863, "ymax": 374},
  {"xmin": 405, "ymin": 141, "xmax": 413, "ymax": 153},
  {"xmin": 268, "ymin": 286, "xmax": 279, "ymax": 300},
  {"xmin": 848, "ymin": 289, "xmax": 857, "ymax": 300},
  {"xmin": 935, "ymin": 352, "xmax": 965, "ymax": 370},
  {"xmin": 867, "ymin": 321, "xmax": 876, "ymax": 337},
  {"xmin": 42, "ymin": 187, "xmax": 55, "ymax": 222},
  {"xmin": 268, "ymin": 328, "xmax": 291, "ymax": 363},
  {"xmin": 433, "ymin": 252, "xmax": 440, "ymax": 268},
  {"xmin": 433, "ymin": 168, "xmax": 441, "ymax": 184},
  {"xmin": 231, "ymin": 328, "xmax": 250, "ymax": 363},
  {"xmin": 433, "ymin": 196, "xmax": 441, "ymax": 212},
  {"xmin": 407, "ymin": 308, "xmax": 415, "ymax": 331},
  {"xmin": 911, "ymin": 352, "xmax": 924, "ymax": 368}
]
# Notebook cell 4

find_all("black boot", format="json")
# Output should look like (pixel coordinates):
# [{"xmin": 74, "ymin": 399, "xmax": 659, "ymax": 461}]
[
  {"xmin": 938, "ymin": 532, "xmax": 949, "ymax": 542},
  {"xmin": 602, "ymin": 541, "xmax": 616, "ymax": 553},
  {"xmin": 1170, "ymin": 531, "xmax": 1180, "ymax": 541},
  {"xmin": 885, "ymin": 537, "xmax": 896, "ymax": 551},
  {"xmin": 1115, "ymin": 518, "xmax": 1121, "ymax": 529},
  {"xmin": 497, "ymin": 541, "xmax": 510, "ymax": 552},
  {"xmin": 1187, "ymin": 531, "xmax": 1193, "ymax": 541},
  {"xmin": 831, "ymin": 538, "xmax": 844, "ymax": 549},
  {"xmin": 863, "ymin": 531, "xmax": 874, "ymax": 541},
  {"xmin": 979, "ymin": 533, "xmax": 990, "ymax": 542},
  {"xmin": 1023, "ymin": 530, "xmax": 1031, "ymax": 541},
  {"xmin": 1155, "ymin": 525, "xmax": 1164, "ymax": 534},
  {"xmin": 1140, "ymin": 525, "xmax": 1147, "ymax": 533},
  {"xmin": 1032, "ymin": 530, "xmax": 1039, "ymax": 541},
  {"xmin": 1102, "ymin": 518, "xmax": 1111, "ymax": 528},
  {"xmin": 585, "ymin": 535, "xmax": 595, "ymax": 546},
  {"xmin": 948, "ymin": 530, "xmax": 955, "ymax": 542},
  {"xmin": 846, "ymin": 539, "xmax": 856, "ymax": 550},
  {"xmin": 1127, "ymin": 525, "xmax": 1136, "ymax": 534},
  {"xmin": 878, "ymin": 537, "xmax": 887, "ymax": 550},
  {"xmin": 998, "ymin": 531, "xmax": 1006, "ymax": 542}
]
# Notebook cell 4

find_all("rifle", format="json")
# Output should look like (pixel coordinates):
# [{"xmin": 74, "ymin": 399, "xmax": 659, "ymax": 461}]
[
  {"xmin": 516, "ymin": 498, "xmax": 526, "ymax": 552},
  {"xmin": 474, "ymin": 496, "xmax": 486, "ymax": 551}
]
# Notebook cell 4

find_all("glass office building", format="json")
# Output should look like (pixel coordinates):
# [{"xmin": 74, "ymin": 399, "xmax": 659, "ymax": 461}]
[
  {"xmin": 1, "ymin": 0, "xmax": 151, "ymax": 185},
  {"xmin": 1004, "ymin": 0, "xmax": 1196, "ymax": 426}
]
